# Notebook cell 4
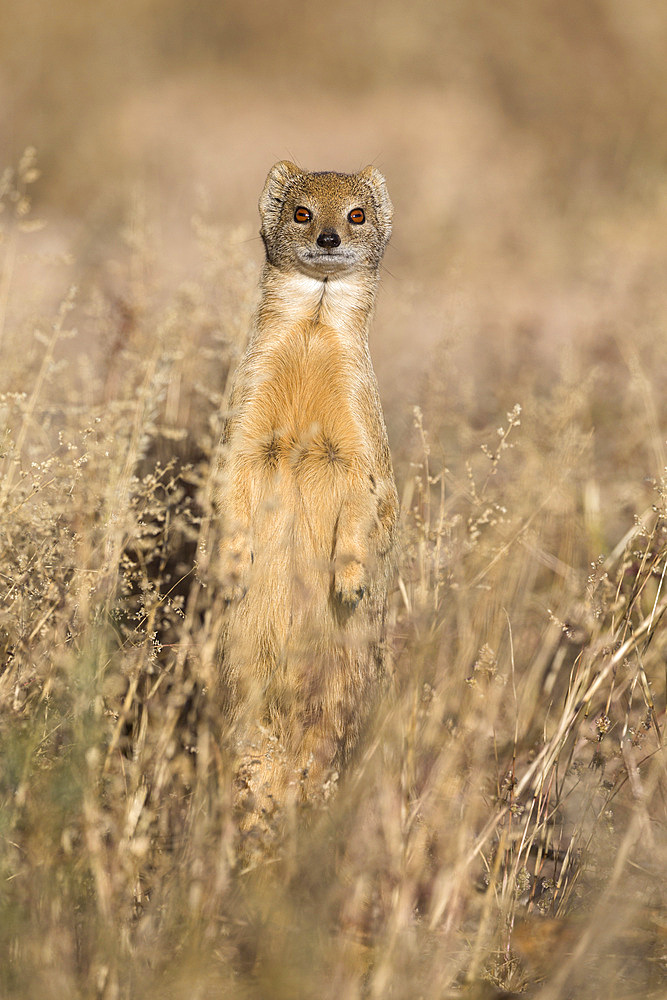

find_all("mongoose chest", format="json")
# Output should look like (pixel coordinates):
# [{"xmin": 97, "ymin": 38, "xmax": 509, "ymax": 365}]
[{"xmin": 237, "ymin": 321, "xmax": 369, "ymax": 491}]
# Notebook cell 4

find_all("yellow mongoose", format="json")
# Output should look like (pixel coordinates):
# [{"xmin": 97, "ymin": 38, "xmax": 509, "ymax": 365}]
[{"xmin": 215, "ymin": 161, "xmax": 398, "ymax": 818}]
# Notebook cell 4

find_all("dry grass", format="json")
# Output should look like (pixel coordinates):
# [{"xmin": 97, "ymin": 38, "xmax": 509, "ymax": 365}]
[
  {"xmin": 2, "ymin": 3, "xmax": 667, "ymax": 996},
  {"xmin": 1, "ymin": 150, "xmax": 666, "ymax": 1000}
]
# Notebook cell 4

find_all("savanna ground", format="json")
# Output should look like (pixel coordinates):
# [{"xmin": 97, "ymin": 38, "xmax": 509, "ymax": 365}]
[{"xmin": 1, "ymin": 2, "xmax": 667, "ymax": 997}]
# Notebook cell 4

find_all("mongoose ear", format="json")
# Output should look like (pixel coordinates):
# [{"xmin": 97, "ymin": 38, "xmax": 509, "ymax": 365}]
[
  {"xmin": 359, "ymin": 166, "xmax": 393, "ymax": 235},
  {"xmin": 259, "ymin": 161, "xmax": 303, "ymax": 233}
]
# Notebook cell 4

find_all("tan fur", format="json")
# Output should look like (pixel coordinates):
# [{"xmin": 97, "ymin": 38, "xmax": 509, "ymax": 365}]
[{"xmin": 215, "ymin": 162, "xmax": 398, "ymax": 822}]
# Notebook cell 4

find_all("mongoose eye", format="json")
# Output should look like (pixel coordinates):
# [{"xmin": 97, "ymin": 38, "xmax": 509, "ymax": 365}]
[
  {"xmin": 348, "ymin": 208, "xmax": 365, "ymax": 225},
  {"xmin": 294, "ymin": 206, "xmax": 312, "ymax": 224}
]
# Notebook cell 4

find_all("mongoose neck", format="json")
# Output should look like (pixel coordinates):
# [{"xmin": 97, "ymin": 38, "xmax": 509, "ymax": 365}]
[{"xmin": 258, "ymin": 263, "xmax": 378, "ymax": 337}]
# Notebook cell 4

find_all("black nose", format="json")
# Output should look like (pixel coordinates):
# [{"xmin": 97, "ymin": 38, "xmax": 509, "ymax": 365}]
[{"xmin": 316, "ymin": 229, "xmax": 341, "ymax": 250}]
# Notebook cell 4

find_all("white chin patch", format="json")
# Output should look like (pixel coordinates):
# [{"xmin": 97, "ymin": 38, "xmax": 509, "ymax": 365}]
[{"xmin": 298, "ymin": 252, "xmax": 356, "ymax": 278}]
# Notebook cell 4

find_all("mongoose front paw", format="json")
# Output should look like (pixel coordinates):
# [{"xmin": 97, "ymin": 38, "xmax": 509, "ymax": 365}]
[
  {"xmin": 219, "ymin": 534, "xmax": 253, "ymax": 604},
  {"xmin": 335, "ymin": 560, "xmax": 367, "ymax": 609},
  {"xmin": 221, "ymin": 580, "xmax": 248, "ymax": 605},
  {"xmin": 337, "ymin": 584, "xmax": 366, "ymax": 610}
]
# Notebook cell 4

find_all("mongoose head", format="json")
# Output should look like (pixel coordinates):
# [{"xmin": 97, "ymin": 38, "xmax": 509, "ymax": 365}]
[{"xmin": 259, "ymin": 161, "xmax": 393, "ymax": 279}]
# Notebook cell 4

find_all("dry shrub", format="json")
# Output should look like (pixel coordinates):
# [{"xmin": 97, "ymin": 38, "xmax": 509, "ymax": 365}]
[{"xmin": 1, "ymin": 148, "xmax": 666, "ymax": 1000}]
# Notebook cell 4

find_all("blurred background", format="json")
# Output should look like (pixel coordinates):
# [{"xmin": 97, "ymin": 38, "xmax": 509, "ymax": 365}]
[{"xmin": 3, "ymin": 0, "xmax": 667, "ymax": 538}]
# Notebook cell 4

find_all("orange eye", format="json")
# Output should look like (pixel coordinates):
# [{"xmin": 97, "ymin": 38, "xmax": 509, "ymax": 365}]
[
  {"xmin": 348, "ymin": 208, "xmax": 365, "ymax": 224},
  {"xmin": 294, "ymin": 206, "xmax": 312, "ymax": 223}
]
